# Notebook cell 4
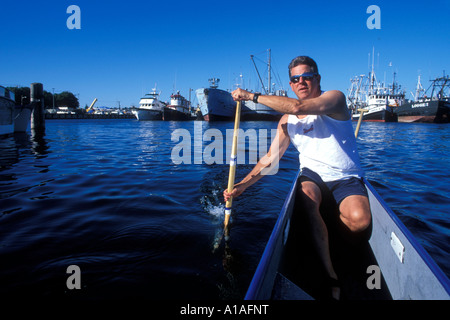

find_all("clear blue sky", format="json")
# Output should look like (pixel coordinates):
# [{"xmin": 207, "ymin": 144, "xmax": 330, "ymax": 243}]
[{"xmin": 1, "ymin": 0, "xmax": 449, "ymax": 108}]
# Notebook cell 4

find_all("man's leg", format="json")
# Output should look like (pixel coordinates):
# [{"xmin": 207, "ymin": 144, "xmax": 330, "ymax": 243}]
[
  {"xmin": 339, "ymin": 195, "xmax": 372, "ymax": 237},
  {"xmin": 299, "ymin": 180, "xmax": 340, "ymax": 299}
]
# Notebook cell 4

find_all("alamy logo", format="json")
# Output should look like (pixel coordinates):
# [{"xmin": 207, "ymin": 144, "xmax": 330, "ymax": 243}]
[
  {"xmin": 66, "ymin": 265, "xmax": 81, "ymax": 290},
  {"xmin": 171, "ymin": 122, "xmax": 279, "ymax": 175},
  {"xmin": 66, "ymin": 5, "xmax": 81, "ymax": 30},
  {"xmin": 367, "ymin": 265, "xmax": 381, "ymax": 290},
  {"xmin": 366, "ymin": 5, "xmax": 381, "ymax": 30}
]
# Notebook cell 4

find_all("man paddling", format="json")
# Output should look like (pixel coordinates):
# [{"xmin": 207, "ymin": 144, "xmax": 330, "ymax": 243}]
[{"xmin": 224, "ymin": 56, "xmax": 371, "ymax": 300}]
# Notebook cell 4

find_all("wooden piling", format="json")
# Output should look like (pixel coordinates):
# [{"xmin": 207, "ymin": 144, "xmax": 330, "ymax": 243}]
[{"xmin": 30, "ymin": 83, "xmax": 45, "ymax": 132}]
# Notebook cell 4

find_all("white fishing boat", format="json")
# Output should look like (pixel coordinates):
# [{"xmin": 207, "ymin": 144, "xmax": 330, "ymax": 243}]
[
  {"xmin": 348, "ymin": 50, "xmax": 405, "ymax": 122},
  {"xmin": 133, "ymin": 88, "xmax": 165, "ymax": 121}
]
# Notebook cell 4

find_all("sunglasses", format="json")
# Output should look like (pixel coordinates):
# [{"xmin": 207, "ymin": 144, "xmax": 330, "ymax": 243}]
[{"xmin": 290, "ymin": 72, "xmax": 317, "ymax": 83}]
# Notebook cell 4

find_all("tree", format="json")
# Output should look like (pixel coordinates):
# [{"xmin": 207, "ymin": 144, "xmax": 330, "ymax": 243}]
[
  {"xmin": 55, "ymin": 91, "xmax": 79, "ymax": 109},
  {"xmin": 43, "ymin": 91, "xmax": 54, "ymax": 109},
  {"xmin": 7, "ymin": 87, "xmax": 79, "ymax": 109}
]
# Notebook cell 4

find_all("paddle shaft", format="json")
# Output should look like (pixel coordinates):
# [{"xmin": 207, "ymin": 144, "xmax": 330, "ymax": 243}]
[{"xmin": 224, "ymin": 101, "xmax": 241, "ymax": 231}]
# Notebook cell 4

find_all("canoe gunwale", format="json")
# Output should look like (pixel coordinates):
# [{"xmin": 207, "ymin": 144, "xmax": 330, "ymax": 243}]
[{"xmin": 244, "ymin": 171, "xmax": 300, "ymax": 300}]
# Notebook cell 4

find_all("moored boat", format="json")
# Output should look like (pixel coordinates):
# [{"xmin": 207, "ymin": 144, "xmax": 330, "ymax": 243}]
[
  {"xmin": 245, "ymin": 170, "xmax": 450, "ymax": 300},
  {"xmin": 0, "ymin": 86, "xmax": 15, "ymax": 137},
  {"xmin": 163, "ymin": 91, "xmax": 193, "ymax": 121},
  {"xmin": 132, "ymin": 88, "xmax": 165, "ymax": 121},
  {"xmin": 195, "ymin": 78, "xmax": 236, "ymax": 121},
  {"xmin": 242, "ymin": 99, "xmax": 284, "ymax": 121},
  {"xmin": 351, "ymin": 90, "xmax": 402, "ymax": 123},
  {"xmin": 396, "ymin": 74, "xmax": 450, "ymax": 123},
  {"xmin": 241, "ymin": 49, "xmax": 283, "ymax": 121},
  {"xmin": 348, "ymin": 50, "xmax": 405, "ymax": 123},
  {"xmin": 195, "ymin": 49, "xmax": 285, "ymax": 122},
  {"xmin": 14, "ymin": 105, "xmax": 32, "ymax": 132}
]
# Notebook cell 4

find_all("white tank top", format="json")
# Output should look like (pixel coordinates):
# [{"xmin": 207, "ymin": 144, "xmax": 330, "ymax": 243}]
[{"xmin": 287, "ymin": 114, "xmax": 364, "ymax": 182}]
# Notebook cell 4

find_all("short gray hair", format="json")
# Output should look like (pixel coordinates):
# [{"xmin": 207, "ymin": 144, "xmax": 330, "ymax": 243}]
[{"xmin": 288, "ymin": 56, "xmax": 319, "ymax": 77}]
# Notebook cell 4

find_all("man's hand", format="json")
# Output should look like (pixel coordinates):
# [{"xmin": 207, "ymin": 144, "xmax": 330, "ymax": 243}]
[
  {"xmin": 231, "ymin": 88, "xmax": 254, "ymax": 101},
  {"xmin": 223, "ymin": 183, "xmax": 246, "ymax": 202}
]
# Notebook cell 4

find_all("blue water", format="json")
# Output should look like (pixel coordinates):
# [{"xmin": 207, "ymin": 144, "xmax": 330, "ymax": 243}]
[{"xmin": 0, "ymin": 119, "xmax": 449, "ymax": 299}]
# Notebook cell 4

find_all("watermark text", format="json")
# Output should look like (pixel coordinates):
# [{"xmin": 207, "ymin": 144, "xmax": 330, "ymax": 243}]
[
  {"xmin": 171, "ymin": 122, "xmax": 279, "ymax": 175},
  {"xmin": 67, "ymin": 5, "xmax": 81, "ymax": 30},
  {"xmin": 366, "ymin": 5, "xmax": 381, "ymax": 29}
]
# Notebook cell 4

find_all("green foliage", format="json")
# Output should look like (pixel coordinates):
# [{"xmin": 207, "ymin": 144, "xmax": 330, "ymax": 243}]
[
  {"xmin": 56, "ymin": 91, "xmax": 79, "ymax": 109},
  {"xmin": 6, "ymin": 86, "xmax": 79, "ymax": 109}
]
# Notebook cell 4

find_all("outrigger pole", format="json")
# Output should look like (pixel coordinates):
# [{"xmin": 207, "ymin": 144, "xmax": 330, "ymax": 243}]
[{"xmin": 354, "ymin": 108, "xmax": 368, "ymax": 138}]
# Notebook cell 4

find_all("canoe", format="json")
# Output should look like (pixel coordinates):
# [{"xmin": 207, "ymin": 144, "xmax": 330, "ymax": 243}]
[{"xmin": 245, "ymin": 170, "xmax": 450, "ymax": 300}]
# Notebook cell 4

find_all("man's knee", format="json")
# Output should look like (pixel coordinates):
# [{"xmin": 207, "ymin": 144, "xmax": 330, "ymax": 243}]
[
  {"xmin": 298, "ymin": 181, "xmax": 322, "ymax": 209},
  {"xmin": 339, "ymin": 195, "xmax": 372, "ymax": 242},
  {"xmin": 345, "ymin": 208, "xmax": 371, "ymax": 232}
]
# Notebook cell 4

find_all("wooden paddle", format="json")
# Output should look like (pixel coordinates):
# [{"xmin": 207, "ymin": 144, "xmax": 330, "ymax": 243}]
[
  {"xmin": 224, "ymin": 100, "xmax": 241, "ymax": 238},
  {"xmin": 354, "ymin": 108, "xmax": 368, "ymax": 138},
  {"xmin": 213, "ymin": 101, "xmax": 241, "ymax": 251}
]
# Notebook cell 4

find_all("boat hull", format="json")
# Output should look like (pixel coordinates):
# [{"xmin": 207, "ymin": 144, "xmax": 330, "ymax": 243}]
[
  {"xmin": 132, "ymin": 109, "xmax": 162, "ymax": 121},
  {"xmin": 163, "ymin": 107, "xmax": 192, "ymax": 121},
  {"xmin": 353, "ymin": 107, "xmax": 398, "ymax": 122},
  {"xmin": 195, "ymin": 87, "xmax": 282, "ymax": 121},
  {"xmin": 245, "ymin": 170, "xmax": 450, "ymax": 300},
  {"xmin": 1, "ymin": 96, "xmax": 15, "ymax": 137},
  {"xmin": 242, "ymin": 101, "xmax": 282, "ymax": 121},
  {"xmin": 14, "ymin": 106, "xmax": 32, "ymax": 132},
  {"xmin": 195, "ymin": 87, "xmax": 235, "ymax": 121},
  {"xmin": 396, "ymin": 99, "xmax": 450, "ymax": 123}
]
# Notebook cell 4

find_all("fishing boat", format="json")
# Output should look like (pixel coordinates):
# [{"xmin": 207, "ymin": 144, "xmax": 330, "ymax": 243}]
[
  {"xmin": 163, "ymin": 91, "xmax": 193, "ymax": 121},
  {"xmin": 195, "ymin": 50, "xmax": 285, "ymax": 122},
  {"xmin": 195, "ymin": 78, "xmax": 236, "ymax": 121},
  {"xmin": 245, "ymin": 170, "xmax": 450, "ymax": 300},
  {"xmin": 395, "ymin": 74, "xmax": 450, "ymax": 123},
  {"xmin": 132, "ymin": 88, "xmax": 165, "ymax": 121},
  {"xmin": 348, "ymin": 51, "xmax": 405, "ymax": 123},
  {"xmin": 0, "ymin": 86, "xmax": 15, "ymax": 137},
  {"xmin": 241, "ymin": 49, "xmax": 283, "ymax": 121}
]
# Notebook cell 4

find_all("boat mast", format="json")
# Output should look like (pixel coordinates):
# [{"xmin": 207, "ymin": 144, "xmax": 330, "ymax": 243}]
[
  {"xmin": 415, "ymin": 75, "xmax": 424, "ymax": 101},
  {"xmin": 370, "ymin": 47, "xmax": 376, "ymax": 93},
  {"xmin": 436, "ymin": 71, "xmax": 449, "ymax": 99},
  {"xmin": 250, "ymin": 54, "xmax": 268, "ymax": 95},
  {"xmin": 268, "ymin": 49, "xmax": 271, "ymax": 94},
  {"xmin": 391, "ymin": 72, "xmax": 397, "ymax": 95}
]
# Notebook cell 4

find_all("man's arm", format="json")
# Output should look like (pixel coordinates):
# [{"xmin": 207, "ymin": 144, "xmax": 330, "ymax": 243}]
[
  {"xmin": 232, "ymin": 89, "xmax": 350, "ymax": 121},
  {"xmin": 223, "ymin": 115, "xmax": 291, "ymax": 201}
]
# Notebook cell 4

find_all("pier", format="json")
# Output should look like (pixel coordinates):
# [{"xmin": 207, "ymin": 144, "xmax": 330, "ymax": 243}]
[{"xmin": 45, "ymin": 113, "xmax": 135, "ymax": 120}]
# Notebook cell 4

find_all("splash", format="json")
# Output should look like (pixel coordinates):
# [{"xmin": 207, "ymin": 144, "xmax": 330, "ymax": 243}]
[
  {"xmin": 200, "ymin": 188, "xmax": 233, "ymax": 251},
  {"xmin": 200, "ymin": 189, "xmax": 225, "ymax": 222},
  {"xmin": 199, "ymin": 176, "xmax": 235, "ymax": 251}
]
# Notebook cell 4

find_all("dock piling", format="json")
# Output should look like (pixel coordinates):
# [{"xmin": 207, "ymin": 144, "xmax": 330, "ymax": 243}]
[{"xmin": 30, "ymin": 83, "xmax": 45, "ymax": 133}]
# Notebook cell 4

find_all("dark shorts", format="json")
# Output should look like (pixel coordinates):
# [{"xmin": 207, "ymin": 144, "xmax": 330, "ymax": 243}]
[{"xmin": 299, "ymin": 167, "xmax": 368, "ymax": 205}]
